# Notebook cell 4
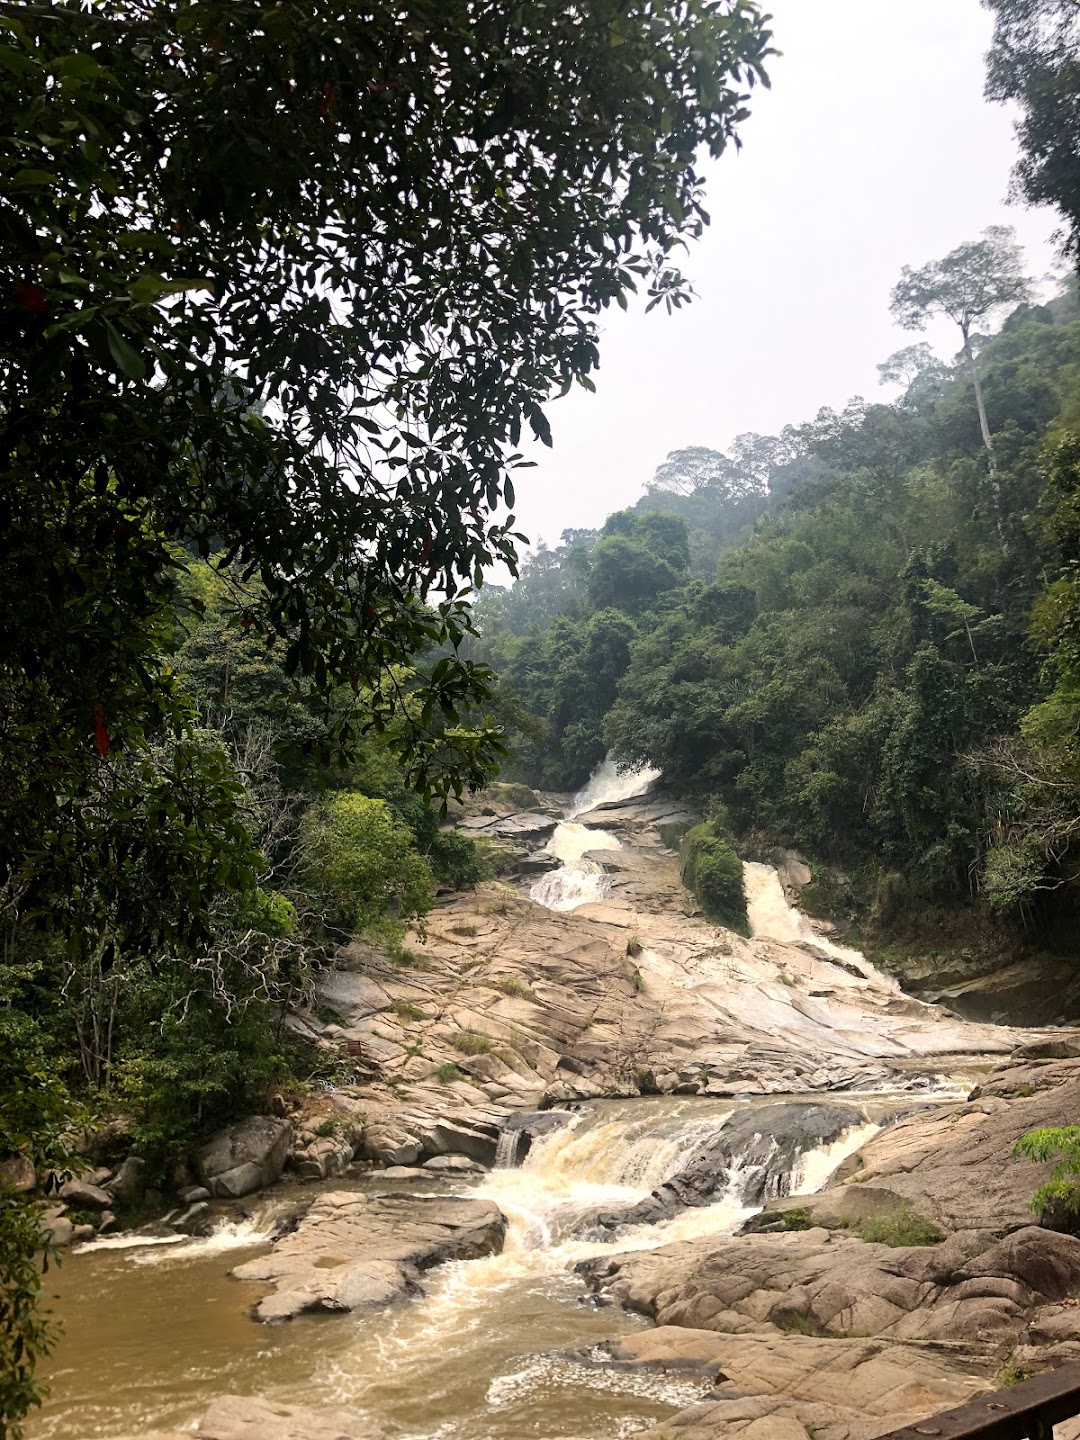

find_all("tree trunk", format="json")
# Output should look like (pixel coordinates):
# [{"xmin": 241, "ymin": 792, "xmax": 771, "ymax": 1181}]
[
  {"xmin": 962, "ymin": 325, "xmax": 995, "ymax": 468},
  {"xmin": 962, "ymin": 324, "xmax": 1006, "ymax": 552}
]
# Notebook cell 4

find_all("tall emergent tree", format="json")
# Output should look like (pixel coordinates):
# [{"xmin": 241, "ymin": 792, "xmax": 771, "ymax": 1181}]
[
  {"xmin": 889, "ymin": 227, "xmax": 1033, "ymax": 467},
  {"xmin": 983, "ymin": 0, "xmax": 1080, "ymax": 262}
]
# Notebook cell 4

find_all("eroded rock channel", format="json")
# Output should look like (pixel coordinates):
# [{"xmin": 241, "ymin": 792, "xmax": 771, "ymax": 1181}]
[{"xmin": 30, "ymin": 767, "xmax": 1080, "ymax": 1440}]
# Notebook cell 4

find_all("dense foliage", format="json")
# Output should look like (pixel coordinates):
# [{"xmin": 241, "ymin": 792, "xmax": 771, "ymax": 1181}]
[
  {"xmin": 2, "ymin": 5, "xmax": 772, "ymax": 1427},
  {"xmin": 480, "ymin": 282, "xmax": 1080, "ymax": 936},
  {"xmin": 680, "ymin": 820, "xmax": 749, "ymax": 932}
]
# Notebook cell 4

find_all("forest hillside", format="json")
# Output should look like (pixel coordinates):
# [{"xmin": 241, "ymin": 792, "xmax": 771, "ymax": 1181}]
[{"xmin": 474, "ymin": 279, "xmax": 1080, "ymax": 952}]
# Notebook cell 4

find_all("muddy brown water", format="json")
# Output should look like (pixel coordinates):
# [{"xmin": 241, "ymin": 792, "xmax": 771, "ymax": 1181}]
[{"xmin": 28, "ymin": 1091, "xmax": 972, "ymax": 1440}]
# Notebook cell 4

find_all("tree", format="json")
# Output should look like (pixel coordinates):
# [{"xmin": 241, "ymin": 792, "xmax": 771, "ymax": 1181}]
[
  {"xmin": 300, "ymin": 793, "xmax": 435, "ymax": 940},
  {"xmin": 984, "ymin": 1, "xmax": 1080, "ymax": 263},
  {"xmin": 890, "ymin": 227, "xmax": 1033, "ymax": 468},
  {"xmin": 2, "ymin": 0, "xmax": 773, "ymax": 820}
]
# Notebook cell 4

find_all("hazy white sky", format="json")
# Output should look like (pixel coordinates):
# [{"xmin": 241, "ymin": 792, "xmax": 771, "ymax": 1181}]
[{"xmin": 511, "ymin": 0, "xmax": 1062, "ymax": 550}]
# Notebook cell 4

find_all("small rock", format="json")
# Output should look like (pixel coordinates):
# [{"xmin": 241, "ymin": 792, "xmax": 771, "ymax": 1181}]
[
  {"xmin": 178, "ymin": 1185, "xmax": 211, "ymax": 1205},
  {"xmin": 175, "ymin": 1201, "xmax": 213, "ymax": 1235},
  {"xmin": 423, "ymin": 1155, "xmax": 486, "ymax": 1174},
  {"xmin": 97, "ymin": 1210, "xmax": 119, "ymax": 1234},
  {"xmin": 59, "ymin": 1179, "xmax": 113, "ymax": 1210},
  {"xmin": 88, "ymin": 1166, "xmax": 114, "ymax": 1187},
  {"xmin": 381, "ymin": 1166, "xmax": 429, "ymax": 1180},
  {"xmin": 44, "ymin": 1216, "xmax": 74, "ymax": 1247},
  {"xmin": 72, "ymin": 1223, "xmax": 96, "ymax": 1243}
]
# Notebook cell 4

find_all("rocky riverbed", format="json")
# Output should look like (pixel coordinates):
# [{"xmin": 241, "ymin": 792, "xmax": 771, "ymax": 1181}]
[{"xmin": 30, "ymin": 771, "xmax": 1080, "ymax": 1440}]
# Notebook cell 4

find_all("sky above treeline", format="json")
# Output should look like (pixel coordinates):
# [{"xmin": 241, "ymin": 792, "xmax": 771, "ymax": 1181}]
[{"xmin": 511, "ymin": 0, "xmax": 1063, "ymax": 552}]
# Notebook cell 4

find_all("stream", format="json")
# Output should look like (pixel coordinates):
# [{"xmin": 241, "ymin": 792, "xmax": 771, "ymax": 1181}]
[{"xmin": 30, "ymin": 766, "xmax": 987, "ymax": 1440}]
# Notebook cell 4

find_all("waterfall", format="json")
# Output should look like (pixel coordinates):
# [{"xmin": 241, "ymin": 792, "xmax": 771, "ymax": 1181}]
[
  {"xmin": 743, "ymin": 861, "xmax": 895, "ymax": 986},
  {"xmin": 566, "ymin": 758, "xmax": 661, "ymax": 821},
  {"xmin": 477, "ymin": 1099, "xmax": 881, "ymax": 1260},
  {"xmin": 494, "ymin": 1130, "xmax": 521, "ymax": 1169},
  {"xmin": 530, "ymin": 758, "xmax": 657, "ymax": 912}
]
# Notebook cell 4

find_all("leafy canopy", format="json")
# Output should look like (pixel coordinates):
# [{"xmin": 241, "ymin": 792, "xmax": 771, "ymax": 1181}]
[
  {"xmin": 2, "ymin": 0, "xmax": 773, "ymax": 802},
  {"xmin": 890, "ymin": 226, "xmax": 1033, "ymax": 340}
]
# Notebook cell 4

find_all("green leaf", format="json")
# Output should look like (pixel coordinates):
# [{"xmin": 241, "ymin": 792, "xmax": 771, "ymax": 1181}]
[{"xmin": 104, "ymin": 321, "xmax": 147, "ymax": 381}]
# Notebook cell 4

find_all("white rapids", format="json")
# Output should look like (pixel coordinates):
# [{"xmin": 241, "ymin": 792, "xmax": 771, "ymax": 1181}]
[{"xmin": 530, "ymin": 760, "xmax": 658, "ymax": 912}]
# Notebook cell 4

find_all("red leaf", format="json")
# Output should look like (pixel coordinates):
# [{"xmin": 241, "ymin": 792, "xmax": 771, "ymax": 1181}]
[
  {"xmin": 14, "ymin": 282, "xmax": 45, "ymax": 313},
  {"xmin": 93, "ymin": 705, "xmax": 110, "ymax": 759}
]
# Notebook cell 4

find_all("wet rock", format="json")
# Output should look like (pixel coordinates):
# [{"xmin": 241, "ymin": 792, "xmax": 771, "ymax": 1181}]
[
  {"xmin": 177, "ymin": 1184, "xmax": 211, "ymax": 1205},
  {"xmin": 59, "ymin": 1178, "xmax": 113, "ymax": 1210},
  {"xmin": 380, "ymin": 1166, "xmax": 429, "ymax": 1180},
  {"xmin": 72, "ymin": 1222, "xmax": 96, "ymax": 1243},
  {"xmin": 579, "ymin": 1223, "xmax": 1080, "ymax": 1349},
  {"xmin": 577, "ymin": 1329, "xmax": 990, "ymax": 1440},
  {"xmin": 175, "ymin": 1201, "xmax": 213, "ymax": 1236},
  {"xmin": 44, "ymin": 1214, "xmax": 73, "ymax": 1247},
  {"xmin": 422, "ymin": 1154, "xmax": 486, "ymax": 1173},
  {"xmin": 98, "ymin": 1210, "xmax": 119, "ymax": 1234},
  {"xmin": 0, "ymin": 1153, "xmax": 35, "ymax": 1193},
  {"xmin": 197, "ymin": 1116, "xmax": 292, "ymax": 1199},
  {"xmin": 108, "ymin": 1156, "xmax": 147, "ymax": 1204},
  {"xmin": 232, "ymin": 1191, "xmax": 506, "ymax": 1322}
]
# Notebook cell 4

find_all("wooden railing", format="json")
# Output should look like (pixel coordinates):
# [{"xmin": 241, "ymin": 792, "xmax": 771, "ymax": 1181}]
[{"xmin": 877, "ymin": 1366, "xmax": 1080, "ymax": 1440}]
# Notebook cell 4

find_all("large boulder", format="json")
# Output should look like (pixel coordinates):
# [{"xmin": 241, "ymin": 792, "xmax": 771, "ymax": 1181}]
[
  {"xmin": 59, "ymin": 1178, "xmax": 112, "ymax": 1210},
  {"xmin": 107, "ymin": 1155, "xmax": 147, "ymax": 1205},
  {"xmin": 580, "ymin": 1223, "xmax": 1080, "ymax": 1348},
  {"xmin": 573, "ymin": 1329, "xmax": 989, "ymax": 1440},
  {"xmin": 0, "ymin": 1153, "xmax": 35, "ymax": 1194},
  {"xmin": 197, "ymin": 1116, "xmax": 293, "ymax": 1199},
  {"xmin": 232, "ymin": 1190, "xmax": 506, "ymax": 1321}
]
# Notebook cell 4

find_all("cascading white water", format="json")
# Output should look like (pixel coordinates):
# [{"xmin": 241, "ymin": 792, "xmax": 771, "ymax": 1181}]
[
  {"xmin": 566, "ymin": 758, "xmax": 662, "ymax": 821},
  {"xmin": 530, "ymin": 759, "xmax": 658, "ymax": 912},
  {"xmin": 474, "ymin": 1099, "xmax": 881, "ymax": 1267},
  {"xmin": 743, "ymin": 861, "xmax": 894, "ymax": 986}
]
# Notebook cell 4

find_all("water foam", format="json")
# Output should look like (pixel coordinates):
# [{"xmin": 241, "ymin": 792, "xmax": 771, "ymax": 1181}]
[
  {"xmin": 567, "ymin": 759, "xmax": 661, "ymax": 821},
  {"xmin": 744, "ymin": 862, "xmax": 897, "ymax": 988}
]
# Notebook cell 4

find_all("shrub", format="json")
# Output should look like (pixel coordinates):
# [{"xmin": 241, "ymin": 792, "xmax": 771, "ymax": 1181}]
[
  {"xmin": 626, "ymin": 935, "xmax": 642, "ymax": 957},
  {"xmin": 680, "ymin": 822, "xmax": 748, "ymax": 933},
  {"xmin": 780, "ymin": 1206, "xmax": 815, "ymax": 1231},
  {"xmin": 492, "ymin": 977, "xmax": 530, "ymax": 999},
  {"xmin": 299, "ymin": 792, "xmax": 435, "ymax": 937},
  {"xmin": 450, "ymin": 922, "xmax": 478, "ymax": 938},
  {"xmin": 1014, "ymin": 1126, "xmax": 1080, "ymax": 1228},
  {"xmin": 450, "ymin": 1030, "xmax": 492, "ymax": 1056},
  {"xmin": 393, "ymin": 1001, "xmax": 427, "ymax": 1022},
  {"xmin": 433, "ymin": 1062, "xmax": 464, "ymax": 1083},
  {"xmin": 855, "ymin": 1206, "xmax": 943, "ymax": 1247}
]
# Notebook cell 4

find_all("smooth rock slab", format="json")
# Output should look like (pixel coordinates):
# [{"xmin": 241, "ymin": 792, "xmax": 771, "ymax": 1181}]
[
  {"xmin": 594, "ymin": 1329, "xmax": 990, "ymax": 1440},
  {"xmin": 232, "ymin": 1191, "xmax": 506, "ymax": 1321}
]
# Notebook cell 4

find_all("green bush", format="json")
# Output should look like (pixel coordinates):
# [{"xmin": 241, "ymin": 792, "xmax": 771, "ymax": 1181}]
[
  {"xmin": 300, "ymin": 792, "xmax": 435, "ymax": 937},
  {"xmin": 450, "ymin": 1030, "xmax": 493, "ymax": 1055},
  {"xmin": 681, "ymin": 822, "xmax": 748, "ymax": 933},
  {"xmin": 854, "ymin": 1206, "xmax": 943, "ymax": 1247},
  {"xmin": 1014, "ymin": 1126, "xmax": 1080, "ymax": 1227}
]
